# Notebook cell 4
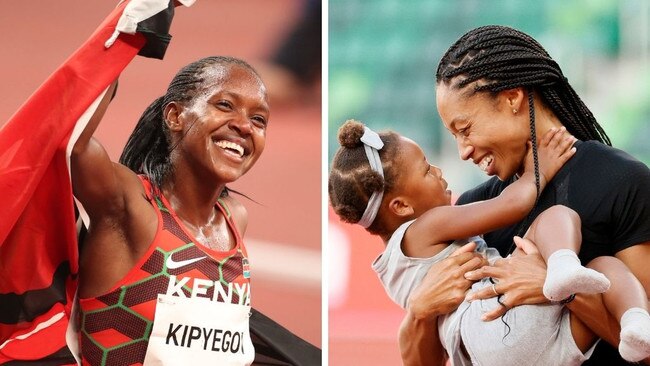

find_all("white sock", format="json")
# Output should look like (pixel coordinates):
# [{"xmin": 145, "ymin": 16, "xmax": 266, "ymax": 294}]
[
  {"xmin": 543, "ymin": 249, "xmax": 610, "ymax": 301},
  {"xmin": 619, "ymin": 308, "xmax": 650, "ymax": 362}
]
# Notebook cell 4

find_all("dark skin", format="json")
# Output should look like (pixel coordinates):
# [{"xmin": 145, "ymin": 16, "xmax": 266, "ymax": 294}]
[
  {"xmin": 70, "ymin": 64, "xmax": 270, "ymax": 298},
  {"xmin": 399, "ymin": 242, "xmax": 486, "ymax": 365},
  {"xmin": 399, "ymin": 84, "xmax": 650, "ymax": 365},
  {"xmin": 379, "ymin": 129, "xmax": 575, "ymax": 256}
]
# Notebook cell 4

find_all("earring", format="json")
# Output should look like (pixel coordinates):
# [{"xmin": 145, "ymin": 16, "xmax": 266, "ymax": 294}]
[{"xmin": 513, "ymin": 109, "xmax": 518, "ymax": 114}]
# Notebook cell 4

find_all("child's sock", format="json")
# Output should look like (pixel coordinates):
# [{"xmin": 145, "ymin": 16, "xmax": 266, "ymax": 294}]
[
  {"xmin": 619, "ymin": 307, "xmax": 650, "ymax": 362},
  {"xmin": 542, "ymin": 249, "xmax": 610, "ymax": 301}
]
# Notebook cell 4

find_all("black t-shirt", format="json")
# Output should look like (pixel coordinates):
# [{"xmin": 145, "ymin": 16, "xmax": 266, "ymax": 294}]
[{"xmin": 457, "ymin": 140, "xmax": 650, "ymax": 365}]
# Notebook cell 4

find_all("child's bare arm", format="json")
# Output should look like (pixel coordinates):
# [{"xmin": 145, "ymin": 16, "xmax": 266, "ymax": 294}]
[
  {"xmin": 524, "ymin": 126, "xmax": 578, "ymax": 192},
  {"xmin": 405, "ymin": 127, "xmax": 576, "ymax": 253},
  {"xmin": 501, "ymin": 126, "xmax": 578, "ymax": 214}
]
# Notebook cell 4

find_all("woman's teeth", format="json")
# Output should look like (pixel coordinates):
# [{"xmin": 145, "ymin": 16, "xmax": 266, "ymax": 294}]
[
  {"xmin": 215, "ymin": 140, "xmax": 244, "ymax": 157},
  {"xmin": 478, "ymin": 156, "xmax": 493, "ymax": 172}
]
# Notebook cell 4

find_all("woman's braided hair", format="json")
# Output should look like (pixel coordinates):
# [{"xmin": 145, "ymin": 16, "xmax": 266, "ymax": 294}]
[
  {"xmin": 328, "ymin": 120, "xmax": 400, "ymax": 236},
  {"xmin": 436, "ymin": 25, "xmax": 611, "ymax": 146},
  {"xmin": 436, "ymin": 25, "xmax": 612, "ymax": 254}
]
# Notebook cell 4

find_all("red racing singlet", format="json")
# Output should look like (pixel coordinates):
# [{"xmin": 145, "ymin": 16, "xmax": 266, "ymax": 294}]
[{"xmin": 78, "ymin": 177, "xmax": 251, "ymax": 366}]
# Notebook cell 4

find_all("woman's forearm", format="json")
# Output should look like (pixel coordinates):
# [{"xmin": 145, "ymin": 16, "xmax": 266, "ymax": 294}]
[
  {"xmin": 565, "ymin": 294, "xmax": 650, "ymax": 365},
  {"xmin": 566, "ymin": 293, "xmax": 619, "ymax": 346},
  {"xmin": 399, "ymin": 311, "xmax": 446, "ymax": 366},
  {"xmin": 398, "ymin": 245, "xmax": 486, "ymax": 365}
]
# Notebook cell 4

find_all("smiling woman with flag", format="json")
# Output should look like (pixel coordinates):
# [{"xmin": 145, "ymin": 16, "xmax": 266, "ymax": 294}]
[
  {"xmin": 0, "ymin": 1, "xmax": 189, "ymax": 363},
  {"xmin": 72, "ymin": 54, "xmax": 268, "ymax": 365},
  {"xmin": 0, "ymin": 1, "xmax": 319, "ymax": 365}
]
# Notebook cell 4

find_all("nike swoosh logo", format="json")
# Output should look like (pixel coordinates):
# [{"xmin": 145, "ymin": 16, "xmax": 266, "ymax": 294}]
[{"xmin": 166, "ymin": 254, "xmax": 207, "ymax": 269}]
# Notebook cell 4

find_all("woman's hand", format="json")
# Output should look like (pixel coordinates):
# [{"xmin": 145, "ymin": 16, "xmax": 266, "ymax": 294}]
[
  {"xmin": 400, "ymin": 241, "xmax": 487, "ymax": 366},
  {"xmin": 463, "ymin": 237, "xmax": 548, "ymax": 321},
  {"xmin": 407, "ymin": 241, "xmax": 488, "ymax": 320}
]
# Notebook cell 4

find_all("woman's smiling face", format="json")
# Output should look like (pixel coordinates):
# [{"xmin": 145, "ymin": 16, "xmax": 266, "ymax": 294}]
[
  {"xmin": 436, "ymin": 83, "xmax": 530, "ymax": 181},
  {"xmin": 170, "ymin": 63, "xmax": 270, "ymax": 183}
]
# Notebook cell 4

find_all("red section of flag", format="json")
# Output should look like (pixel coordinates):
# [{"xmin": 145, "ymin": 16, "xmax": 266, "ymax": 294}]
[
  {"xmin": 0, "ymin": 1, "xmax": 146, "ymax": 362},
  {"xmin": 0, "ymin": 303, "xmax": 69, "ymax": 362}
]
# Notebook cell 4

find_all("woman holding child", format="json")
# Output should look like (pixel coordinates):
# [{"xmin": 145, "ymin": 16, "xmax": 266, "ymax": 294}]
[
  {"xmin": 400, "ymin": 25, "xmax": 650, "ymax": 366},
  {"xmin": 331, "ymin": 25, "xmax": 650, "ymax": 365}
]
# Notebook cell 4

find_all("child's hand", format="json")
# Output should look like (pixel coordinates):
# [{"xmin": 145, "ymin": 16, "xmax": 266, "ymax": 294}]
[{"xmin": 524, "ymin": 127, "xmax": 577, "ymax": 189}]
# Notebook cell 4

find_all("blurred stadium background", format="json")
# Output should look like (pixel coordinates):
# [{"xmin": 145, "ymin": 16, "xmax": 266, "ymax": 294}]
[
  {"xmin": 328, "ymin": 0, "xmax": 650, "ymax": 364},
  {"xmin": 0, "ymin": 0, "xmax": 321, "ymax": 350}
]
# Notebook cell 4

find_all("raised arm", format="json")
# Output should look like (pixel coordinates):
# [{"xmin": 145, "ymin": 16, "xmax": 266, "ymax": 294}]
[
  {"xmin": 70, "ymin": 80, "xmax": 132, "ymax": 219},
  {"xmin": 404, "ymin": 127, "xmax": 576, "ymax": 253}
]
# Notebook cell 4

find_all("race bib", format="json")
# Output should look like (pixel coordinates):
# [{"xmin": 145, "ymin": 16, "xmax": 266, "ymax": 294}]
[{"xmin": 143, "ymin": 294, "xmax": 254, "ymax": 366}]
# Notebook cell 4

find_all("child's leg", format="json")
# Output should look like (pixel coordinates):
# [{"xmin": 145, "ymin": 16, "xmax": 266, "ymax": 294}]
[
  {"xmin": 526, "ymin": 205, "xmax": 610, "ymax": 300},
  {"xmin": 588, "ymin": 256, "xmax": 650, "ymax": 362}
]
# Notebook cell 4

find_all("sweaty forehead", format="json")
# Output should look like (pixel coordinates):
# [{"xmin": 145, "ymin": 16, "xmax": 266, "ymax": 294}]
[
  {"xmin": 200, "ymin": 63, "xmax": 259, "ymax": 85},
  {"xmin": 200, "ymin": 64, "xmax": 228, "ymax": 84},
  {"xmin": 195, "ymin": 64, "xmax": 267, "ymax": 102}
]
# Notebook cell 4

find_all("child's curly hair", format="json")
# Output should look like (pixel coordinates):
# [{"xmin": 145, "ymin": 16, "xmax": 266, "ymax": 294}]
[{"xmin": 328, "ymin": 119, "xmax": 400, "ymax": 236}]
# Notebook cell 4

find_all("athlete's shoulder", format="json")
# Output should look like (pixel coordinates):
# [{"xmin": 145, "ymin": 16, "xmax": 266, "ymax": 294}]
[
  {"xmin": 558, "ymin": 140, "xmax": 650, "ymax": 207},
  {"xmin": 571, "ymin": 140, "xmax": 649, "ymax": 176}
]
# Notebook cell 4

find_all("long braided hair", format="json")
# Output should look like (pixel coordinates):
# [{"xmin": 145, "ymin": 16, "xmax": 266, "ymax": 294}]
[
  {"xmin": 436, "ymin": 25, "xmax": 612, "ymax": 251},
  {"xmin": 119, "ymin": 56, "xmax": 261, "ymax": 191},
  {"xmin": 436, "ymin": 25, "xmax": 610, "ymax": 146}
]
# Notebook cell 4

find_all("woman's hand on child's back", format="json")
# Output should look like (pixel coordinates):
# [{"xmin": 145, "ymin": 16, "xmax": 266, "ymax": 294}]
[
  {"xmin": 407, "ymin": 242, "xmax": 488, "ymax": 320},
  {"xmin": 464, "ymin": 236, "xmax": 548, "ymax": 321},
  {"xmin": 525, "ymin": 126, "xmax": 577, "ymax": 188}
]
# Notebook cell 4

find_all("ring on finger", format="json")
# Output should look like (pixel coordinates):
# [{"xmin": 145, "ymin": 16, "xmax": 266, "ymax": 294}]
[{"xmin": 491, "ymin": 283, "xmax": 499, "ymax": 296}]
